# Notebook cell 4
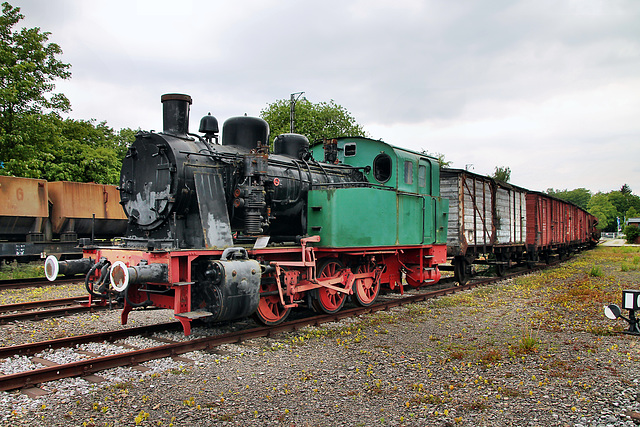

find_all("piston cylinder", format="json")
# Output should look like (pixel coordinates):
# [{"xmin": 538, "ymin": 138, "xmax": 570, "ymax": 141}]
[{"xmin": 192, "ymin": 249, "xmax": 261, "ymax": 321}]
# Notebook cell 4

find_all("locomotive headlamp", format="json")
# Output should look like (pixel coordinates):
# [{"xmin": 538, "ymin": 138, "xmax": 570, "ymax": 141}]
[{"xmin": 603, "ymin": 289, "xmax": 640, "ymax": 335}]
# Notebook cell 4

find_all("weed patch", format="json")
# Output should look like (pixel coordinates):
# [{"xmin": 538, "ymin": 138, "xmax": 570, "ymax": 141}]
[{"xmin": 0, "ymin": 261, "xmax": 45, "ymax": 280}]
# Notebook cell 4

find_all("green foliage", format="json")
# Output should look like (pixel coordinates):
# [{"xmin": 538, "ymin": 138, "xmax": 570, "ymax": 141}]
[
  {"xmin": 593, "ymin": 188, "xmax": 640, "ymax": 232},
  {"xmin": 491, "ymin": 166, "xmax": 511, "ymax": 182},
  {"xmin": 0, "ymin": 2, "xmax": 71, "ymax": 137},
  {"xmin": 624, "ymin": 225, "xmax": 640, "ymax": 244},
  {"xmin": 546, "ymin": 188, "xmax": 592, "ymax": 210},
  {"xmin": 260, "ymin": 98, "xmax": 366, "ymax": 144},
  {"xmin": 551, "ymin": 186, "xmax": 640, "ymax": 233},
  {"xmin": 422, "ymin": 151, "xmax": 451, "ymax": 168},
  {"xmin": 45, "ymin": 118, "xmax": 131, "ymax": 184},
  {"xmin": 0, "ymin": 2, "xmax": 133, "ymax": 184},
  {"xmin": 517, "ymin": 325, "xmax": 539, "ymax": 354},
  {"xmin": 587, "ymin": 193, "xmax": 618, "ymax": 231},
  {"xmin": 0, "ymin": 260, "xmax": 44, "ymax": 280},
  {"xmin": 588, "ymin": 265, "xmax": 603, "ymax": 277},
  {"xmin": 0, "ymin": 112, "xmax": 134, "ymax": 184},
  {"xmin": 607, "ymin": 190, "xmax": 640, "ymax": 227}
]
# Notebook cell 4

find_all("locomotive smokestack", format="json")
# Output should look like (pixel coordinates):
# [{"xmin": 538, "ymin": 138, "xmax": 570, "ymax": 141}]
[{"xmin": 161, "ymin": 93, "xmax": 192, "ymax": 138}]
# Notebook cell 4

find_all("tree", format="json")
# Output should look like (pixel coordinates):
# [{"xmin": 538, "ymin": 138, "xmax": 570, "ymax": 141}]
[
  {"xmin": 546, "ymin": 188, "xmax": 592, "ymax": 210},
  {"xmin": 587, "ymin": 193, "xmax": 617, "ymax": 231},
  {"xmin": 549, "ymin": 185, "xmax": 639, "ymax": 232},
  {"xmin": 260, "ymin": 98, "xmax": 365, "ymax": 144},
  {"xmin": 624, "ymin": 224, "xmax": 640, "ymax": 244},
  {"xmin": 0, "ymin": 112, "xmax": 134, "ymax": 184},
  {"xmin": 433, "ymin": 153, "xmax": 451, "ymax": 169},
  {"xmin": 491, "ymin": 166, "xmax": 511, "ymax": 182},
  {"xmin": 0, "ymin": 2, "xmax": 71, "ymax": 139},
  {"xmin": 43, "ymin": 118, "xmax": 133, "ymax": 184},
  {"xmin": 422, "ymin": 151, "xmax": 451, "ymax": 168},
  {"xmin": 0, "ymin": 1, "xmax": 73, "ymax": 177},
  {"xmin": 0, "ymin": 2, "xmax": 135, "ymax": 184}
]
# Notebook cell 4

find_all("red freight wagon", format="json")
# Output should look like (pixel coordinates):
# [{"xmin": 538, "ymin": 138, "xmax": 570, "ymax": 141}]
[{"xmin": 526, "ymin": 192, "xmax": 598, "ymax": 263}]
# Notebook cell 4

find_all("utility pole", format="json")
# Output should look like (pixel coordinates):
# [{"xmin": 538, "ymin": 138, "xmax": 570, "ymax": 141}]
[{"xmin": 290, "ymin": 92, "xmax": 305, "ymax": 133}]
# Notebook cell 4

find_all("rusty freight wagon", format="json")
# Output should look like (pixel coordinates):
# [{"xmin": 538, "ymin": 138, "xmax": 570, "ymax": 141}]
[
  {"xmin": 526, "ymin": 192, "xmax": 598, "ymax": 262},
  {"xmin": 48, "ymin": 181, "xmax": 128, "ymax": 241},
  {"xmin": 0, "ymin": 176, "xmax": 127, "ymax": 262}
]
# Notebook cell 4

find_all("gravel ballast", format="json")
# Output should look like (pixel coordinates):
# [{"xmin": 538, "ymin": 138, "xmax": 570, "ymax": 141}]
[{"xmin": 1, "ymin": 245, "xmax": 639, "ymax": 427}]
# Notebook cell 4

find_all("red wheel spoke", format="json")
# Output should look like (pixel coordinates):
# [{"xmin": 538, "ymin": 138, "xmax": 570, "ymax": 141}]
[
  {"xmin": 254, "ymin": 280, "xmax": 290, "ymax": 326},
  {"xmin": 313, "ymin": 259, "xmax": 346, "ymax": 314},
  {"xmin": 354, "ymin": 262, "xmax": 379, "ymax": 307}
]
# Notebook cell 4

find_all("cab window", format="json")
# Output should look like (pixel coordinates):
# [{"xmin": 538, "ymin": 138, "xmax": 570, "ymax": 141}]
[
  {"xmin": 419, "ymin": 165, "xmax": 426, "ymax": 187},
  {"xmin": 344, "ymin": 143, "xmax": 356, "ymax": 157},
  {"xmin": 404, "ymin": 161, "xmax": 413, "ymax": 184},
  {"xmin": 373, "ymin": 154, "xmax": 392, "ymax": 183}
]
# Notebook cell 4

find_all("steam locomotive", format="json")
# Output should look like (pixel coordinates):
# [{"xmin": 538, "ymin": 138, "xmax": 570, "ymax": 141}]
[{"xmin": 45, "ymin": 94, "xmax": 448, "ymax": 334}]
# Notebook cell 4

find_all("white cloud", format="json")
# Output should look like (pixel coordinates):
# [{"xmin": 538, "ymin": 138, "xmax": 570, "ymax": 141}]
[{"xmin": 11, "ymin": 0, "xmax": 640, "ymax": 194}]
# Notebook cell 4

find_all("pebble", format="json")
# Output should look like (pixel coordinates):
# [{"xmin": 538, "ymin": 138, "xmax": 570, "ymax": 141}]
[{"xmin": 0, "ymin": 252, "xmax": 639, "ymax": 427}]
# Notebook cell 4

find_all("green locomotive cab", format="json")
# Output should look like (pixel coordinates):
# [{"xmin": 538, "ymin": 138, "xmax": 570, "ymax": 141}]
[{"xmin": 308, "ymin": 137, "xmax": 448, "ymax": 248}]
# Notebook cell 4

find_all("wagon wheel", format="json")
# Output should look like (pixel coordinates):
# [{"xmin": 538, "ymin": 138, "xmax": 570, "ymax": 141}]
[
  {"xmin": 353, "ymin": 262, "xmax": 380, "ymax": 307},
  {"xmin": 453, "ymin": 256, "xmax": 471, "ymax": 285},
  {"xmin": 542, "ymin": 252, "xmax": 550, "ymax": 264},
  {"xmin": 525, "ymin": 252, "xmax": 537, "ymax": 269},
  {"xmin": 312, "ymin": 258, "xmax": 347, "ymax": 314},
  {"xmin": 253, "ymin": 277, "xmax": 291, "ymax": 326},
  {"xmin": 492, "ymin": 253, "xmax": 506, "ymax": 277}
]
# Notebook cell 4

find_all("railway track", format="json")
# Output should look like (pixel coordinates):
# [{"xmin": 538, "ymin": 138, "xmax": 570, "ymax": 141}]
[
  {"xmin": 0, "ymin": 297, "xmax": 109, "ymax": 323},
  {"xmin": 0, "ymin": 269, "xmax": 525, "ymax": 393},
  {"xmin": 0, "ymin": 276, "xmax": 80, "ymax": 290}
]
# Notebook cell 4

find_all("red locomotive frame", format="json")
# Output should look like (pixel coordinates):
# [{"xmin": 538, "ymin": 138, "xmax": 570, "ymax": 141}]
[{"xmin": 82, "ymin": 237, "xmax": 446, "ymax": 335}]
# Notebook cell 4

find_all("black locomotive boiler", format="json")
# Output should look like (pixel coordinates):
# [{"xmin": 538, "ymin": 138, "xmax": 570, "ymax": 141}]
[{"xmin": 119, "ymin": 94, "xmax": 364, "ymax": 250}]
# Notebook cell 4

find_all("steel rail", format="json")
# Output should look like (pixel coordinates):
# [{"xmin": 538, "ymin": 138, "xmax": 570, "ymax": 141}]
[
  {"xmin": 0, "ymin": 321, "xmax": 182, "ymax": 359},
  {"xmin": 0, "ymin": 277, "xmax": 80, "ymax": 290},
  {"xmin": 0, "ymin": 263, "xmax": 550, "ymax": 392},
  {"xmin": 0, "ymin": 304, "xmax": 108, "ymax": 324},
  {"xmin": 0, "ymin": 297, "xmax": 88, "ymax": 313},
  {"xmin": 0, "ymin": 281, "xmax": 490, "ymax": 391}
]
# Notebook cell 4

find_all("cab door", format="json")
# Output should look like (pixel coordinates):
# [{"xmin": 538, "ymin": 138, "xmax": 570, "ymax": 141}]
[{"xmin": 418, "ymin": 158, "xmax": 435, "ymax": 243}]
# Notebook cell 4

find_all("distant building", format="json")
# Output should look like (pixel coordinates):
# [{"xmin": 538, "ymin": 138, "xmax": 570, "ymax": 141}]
[
  {"xmin": 628, "ymin": 218, "xmax": 640, "ymax": 228},
  {"xmin": 627, "ymin": 218, "xmax": 640, "ymax": 244}
]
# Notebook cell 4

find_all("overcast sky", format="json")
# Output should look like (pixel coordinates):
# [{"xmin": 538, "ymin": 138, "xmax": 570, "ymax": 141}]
[{"xmin": 12, "ymin": 0, "xmax": 640, "ymax": 194}]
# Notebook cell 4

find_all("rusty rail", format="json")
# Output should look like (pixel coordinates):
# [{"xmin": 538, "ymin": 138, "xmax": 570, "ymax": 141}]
[
  {"xmin": 0, "ymin": 277, "xmax": 80, "ymax": 290},
  {"xmin": 0, "ymin": 262, "xmax": 552, "ymax": 392}
]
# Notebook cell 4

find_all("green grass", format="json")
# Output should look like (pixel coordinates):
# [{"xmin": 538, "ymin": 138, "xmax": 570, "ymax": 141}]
[
  {"xmin": 588, "ymin": 265, "xmax": 603, "ymax": 277},
  {"xmin": 0, "ymin": 261, "xmax": 46, "ymax": 280},
  {"xmin": 519, "ymin": 334, "xmax": 539, "ymax": 353}
]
